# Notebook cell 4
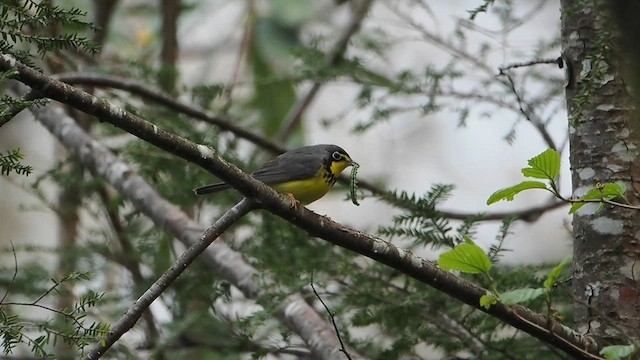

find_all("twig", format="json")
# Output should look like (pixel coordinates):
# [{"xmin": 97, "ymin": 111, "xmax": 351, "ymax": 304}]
[
  {"xmin": 0, "ymin": 90, "xmax": 41, "ymax": 127},
  {"xmin": 2, "ymin": 301, "xmax": 92, "ymax": 331},
  {"xmin": 96, "ymin": 186, "xmax": 162, "ymax": 348},
  {"xmin": 440, "ymin": 200, "xmax": 566, "ymax": 222},
  {"xmin": 86, "ymin": 198, "xmax": 257, "ymax": 359},
  {"xmin": 23, "ymin": 97, "xmax": 365, "ymax": 359},
  {"xmin": 310, "ymin": 274, "xmax": 352, "ymax": 360},
  {"xmin": 564, "ymin": 197, "xmax": 640, "ymax": 211},
  {"xmin": 499, "ymin": 57, "xmax": 564, "ymax": 72},
  {"xmin": 54, "ymin": 72, "xmax": 563, "ymax": 222},
  {"xmin": 277, "ymin": 0, "xmax": 374, "ymax": 141},
  {"xmin": 0, "ymin": 241, "xmax": 18, "ymax": 303},
  {"xmin": 53, "ymin": 73, "xmax": 284, "ymax": 154},
  {"xmin": 1, "ymin": 55, "xmax": 603, "ymax": 358},
  {"xmin": 498, "ymin": 69, "xmax": 557, "ymax": 150}
]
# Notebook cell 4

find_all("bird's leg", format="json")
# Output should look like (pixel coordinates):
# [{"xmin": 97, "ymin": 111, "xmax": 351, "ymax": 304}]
[{"xmin": 285, "ymin": 193, "xmax": 300, "ymax": 209}]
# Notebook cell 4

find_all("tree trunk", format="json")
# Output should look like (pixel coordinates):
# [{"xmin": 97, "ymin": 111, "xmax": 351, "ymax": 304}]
[{"xmin": 561, "ymin": 0, "xmax": 640, "ymax": 346}]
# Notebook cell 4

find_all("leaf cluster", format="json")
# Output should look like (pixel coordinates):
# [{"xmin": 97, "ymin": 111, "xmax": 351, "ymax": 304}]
[
  {"xmin": 0, "ymin": 148, "xmax": 32, "ymax": 176},
  {"xmin": 0, "ymin": 0, "xmax": 97, "ymax": 62},
  {"xmin": 488, "ymin": 149, "xmax": 628, "ymax": 214},
  {"xmin": 0, "ymin": 269, "xmax": 109, "ymax": 357}
]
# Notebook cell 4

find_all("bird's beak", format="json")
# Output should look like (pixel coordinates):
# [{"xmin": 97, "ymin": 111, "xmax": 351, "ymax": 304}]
[{"xmin": 349, "ymin": 159, "xmax": 359, "ymax": 167}]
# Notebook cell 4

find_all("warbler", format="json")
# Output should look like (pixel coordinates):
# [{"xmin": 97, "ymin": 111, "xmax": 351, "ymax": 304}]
[{"xmin": 194, "ymin": 144, "xmax": 357, "ymax": 205}]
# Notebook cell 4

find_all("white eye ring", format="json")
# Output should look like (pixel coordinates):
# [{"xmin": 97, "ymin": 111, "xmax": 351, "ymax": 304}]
[{"xmin": 331, "ymin": 151, "xmax": 342, "ymax": 161}]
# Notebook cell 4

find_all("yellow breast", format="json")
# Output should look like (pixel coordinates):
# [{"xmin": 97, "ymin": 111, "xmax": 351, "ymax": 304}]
[
  {"xmin": 271, "ymin": 175, "xmax": 333, "ymax": 205},
  {"xmin": 270, "ymin": 161, "xmax": 351, "ymax": 205}
]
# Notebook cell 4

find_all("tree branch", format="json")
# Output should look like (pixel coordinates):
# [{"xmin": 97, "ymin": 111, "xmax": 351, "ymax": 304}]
[
  {"xmin": 0, "ymin": 53, "xmax": 603, "ymax": 359},
  {"xmin": 439, "ymin": 200, "xmax": 567, "ymax": 222},
  {"xmin": 53, "ymin": 72, "xmax": 562, "ymax": 222},
  {"xmin": 85, "ymin": 198, "xmax": 257, "ymax": 359},
  {"xmin": 54, "ymin": 72, "xmax": 284, "ymax": 154},
  {"xmin": 23, "ymin": 95, "xmax": 364, "ymax": 359}
]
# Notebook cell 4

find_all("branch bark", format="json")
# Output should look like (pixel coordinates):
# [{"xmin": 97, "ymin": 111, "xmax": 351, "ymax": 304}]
[
  {"xmin": 0, "ymin": 54, "xmax": 603, "ymax": 359},
  {"xmin": 54, "ymin": 72, "xmax": 564, "ymax": 222},
  {"xmin": 25, "ymin": 100, "xmax": 365, "ymax": 360},
  {"xmin": 84, "ymin": 198, "xmax": 257, "ymax": 359}
]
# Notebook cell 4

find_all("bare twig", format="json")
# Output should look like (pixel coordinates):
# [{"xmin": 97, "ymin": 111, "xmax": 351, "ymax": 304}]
[
  {"xmin": 0, "ymin": 53, "xmax": 603, "ymax": 359},
  {"xmin": 23, "ymin": 97, "xmax": 363, "ymax": 359},
  {"xmin": 498, "ymin": 70, "xmax": 557, "ymax": 150},
  {"xmin": 0, "ymin": 242, "xmax": 18, "ymax": 303},
  {"xmin": 95, "ymin": 186, "xmax": 162, "ymax": 348},
  {"xmin": 86, "ymin": 198, "xmax": 257, "ymax": 359},
  {"xmin": 54, "ymin": 73, "xmax": 284, "ymax": 153},
  {"xmin": 440, "ymin": 200, "xmax": 566, "ymax": 222},
  {"xmin": 277, "ymin": 0, "xmax": 375, "ymax": 141},
  {"xmin": 499, "ymin": 58, "xmax": 564, "ymax": 72},
  {"xmin": 54, "ymin": 72, "xmax": 562, "ymax": 222},
  {"xmin": 310, "ymin": 274, "xmax": 352, "ymax": 360}
]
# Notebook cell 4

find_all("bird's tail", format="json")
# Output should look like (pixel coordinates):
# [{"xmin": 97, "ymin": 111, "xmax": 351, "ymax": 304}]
[{"xmin": 193, "ymin": 183, "xmax": 230, "ymax": 196}]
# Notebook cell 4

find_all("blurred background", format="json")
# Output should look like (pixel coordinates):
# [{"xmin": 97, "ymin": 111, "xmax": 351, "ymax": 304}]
[{"xmin": 0, "ymin": 0, "xmax": 572, "ymax": 359}]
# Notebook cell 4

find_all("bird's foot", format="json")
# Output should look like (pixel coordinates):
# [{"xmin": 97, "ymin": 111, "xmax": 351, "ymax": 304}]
[{"xmin": 285, "ymin": 193, "xmax": 300, "ymax": 209}]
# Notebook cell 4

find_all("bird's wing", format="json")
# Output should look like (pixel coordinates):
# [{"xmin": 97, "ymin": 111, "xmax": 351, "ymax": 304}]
[{"xmin": 252, "ymin": 151, "xmax": 323, "ymax": 184}]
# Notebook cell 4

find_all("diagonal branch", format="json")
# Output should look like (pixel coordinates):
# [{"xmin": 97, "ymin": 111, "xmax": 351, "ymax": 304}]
[
  {"xmin": 26, "ymin": 100, "xmax": 365, "ymax": 360},
  {"xmin": 53, "ymin": 72, "xmax": 283, "ymax": 153},
  {"xmin": 53, "ymin": 72, "xmax": 562, "ymax": 222},
  {"xmin": 0, "ymin": 53, "xmax": 603, "ymax": 359},
  {"xmin": 85, "ymin": 198, "xmax": 257, "ymax": 359}
]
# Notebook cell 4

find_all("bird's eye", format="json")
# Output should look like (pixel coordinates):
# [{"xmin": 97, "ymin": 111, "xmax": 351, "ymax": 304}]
[{"xmin": 331, "ymin": 151, "xmax": 343, "ymax": 161}]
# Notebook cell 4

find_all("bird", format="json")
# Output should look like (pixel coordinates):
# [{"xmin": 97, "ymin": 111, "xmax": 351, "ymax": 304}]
[{"xmin": 194, "ymin": 144, "xmax": 357, "ymax": 206}]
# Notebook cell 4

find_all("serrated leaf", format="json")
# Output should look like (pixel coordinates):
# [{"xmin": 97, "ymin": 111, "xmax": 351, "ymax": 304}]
[
  {"xmin": 480, "ymin": 293, "xmax": 498, "ymax": 309},
  {"xmin": 438, "ymin": 241, "xmax": 492, "ymax": 274},
  {"xmin": 600, "ymin": 344, "xmax": 636, "ymax": 360},
  {"xmin": 521, "ymin": 149, "xmax": 561, "ymax": 180},
  {"xmin": 568, "ymin": 201, "xmax": 586, "ymax": 214},
  {"xmin": 583, "ymin": 187, "xmax": 603, "ymax": 200},
  {"xmin": 500, "ymin": 288, "xmax": 547, "ymax": 305},
  {"xmin": 601, "ymin": 182, "xmax": 626, "ymax": 200},
  {"xmin": 486, "ymin": 181, "xmax": 548, "ymax": 205},
  {"xmin": 544, "ymin": 256, "xmax": 572, "ymax": 289},
  {"xmin": 571, "ymin": 183, "xmax": 624, "ymax": 215}
]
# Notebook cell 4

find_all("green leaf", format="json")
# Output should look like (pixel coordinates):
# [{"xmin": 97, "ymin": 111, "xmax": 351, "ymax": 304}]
[
  {"xmin": 480, "ymin": 293, "xmax": 498, "ymax": 309},
  {"xmin": 600, "ymin": 344, "xmax": 636, "ymax": 360},
  {"xmin": 486, "ymin": 181, "xmax": 548, "ymax": 205},
  {"xmin": 568, "ymin": 202, "xmax": 586, "ymax": 214},
  {"xmin": 570, "ymin": 183, "xmax": 626, "ymax": 215},
  {"xmin": 500, "ymin": 288, "xmax": 547, "ymax": 305},
  {"xmin": 543, "ymin": 256, "xmax": 572, "ymax": 289},
  {"xmin": 601, "ymin": 182, "xmax": 626, "ymax": 200},
  {"xmin": 521, "ymin": 149, "xmax": 561, "ymax": 180},
  {"xmin": 583, "ymin": 187, "xmax": 602, "ymax": 200},
  {"xmin": 438, "ymin": 240, "xmax": 492, "ymax": 274}
]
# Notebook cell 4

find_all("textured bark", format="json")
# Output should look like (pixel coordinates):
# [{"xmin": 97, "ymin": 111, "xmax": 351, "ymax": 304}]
[
  {"xmin": 561, "ymin": 0, "xmax": 640, "ymax": 346},
  {"xmin": 0, "ymin": 55, "xmax": 601, "ymax": 358},
  {"xmin": 29, "ymin": 102, "xmax": 364, "ymax": 360}
]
